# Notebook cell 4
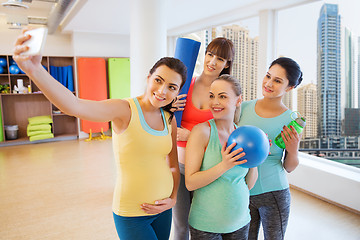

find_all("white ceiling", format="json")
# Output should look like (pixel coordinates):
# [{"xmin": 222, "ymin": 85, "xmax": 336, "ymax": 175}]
[{"xmin": 0, "ymin": 0, "xmax": 319, "ymax": 36}]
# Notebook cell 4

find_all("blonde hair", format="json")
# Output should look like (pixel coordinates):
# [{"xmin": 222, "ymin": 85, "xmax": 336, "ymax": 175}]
[{"xmin": 213, "ymin": 74, "xmax": 242, "ymax": 124}]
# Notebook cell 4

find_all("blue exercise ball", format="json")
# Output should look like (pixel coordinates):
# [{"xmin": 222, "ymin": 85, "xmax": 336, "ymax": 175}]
[
  {"xmin": 9, "ymin": 65, "xmax": 20, "ymax": 74},
  {"xmin": 0, "ymin": 58, "xmax": 7, "ymax": 67},
  {"xmin": 0, "ymin": 67, "xmax": 4, "ymax": 74},
  {"xmin": 226, "ymin": 125, "xmax": 270, "ymax": 168}
]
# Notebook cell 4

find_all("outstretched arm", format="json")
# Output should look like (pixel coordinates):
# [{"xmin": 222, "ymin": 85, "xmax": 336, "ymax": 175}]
[{"xmin": 13, "ymin": 29, "xmax": 128, "ymax": 124}]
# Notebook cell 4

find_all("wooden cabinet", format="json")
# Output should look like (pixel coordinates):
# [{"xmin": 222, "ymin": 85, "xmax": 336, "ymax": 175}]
[{"xmin": 0, "ymin": 55, "xmax": 78, "ymax": 146}]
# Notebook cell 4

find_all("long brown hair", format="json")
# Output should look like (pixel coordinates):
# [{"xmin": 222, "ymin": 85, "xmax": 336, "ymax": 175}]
[
  {"xmin": 149, "ymin": 57, "xmax": 187, "ymax": 123},
  {"xmin": 206, "ymin": 37, "xmax": 235, "ymax": 75}
]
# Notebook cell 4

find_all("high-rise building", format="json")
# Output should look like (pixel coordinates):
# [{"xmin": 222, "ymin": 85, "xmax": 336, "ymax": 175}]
[
  {"xmin": 317, "ymin": 3, "xmax": 341, "ymax": 137},
  {"xmin": 345, "ymin": 27, "xmax": 355, "ymax": 108},
  {"xmin": 358, "ymin": 37, "xmax": 360, "ymax": 108},
  {"xmin": 343, "ymin": 108, "xmax": 360, "ymax": 136},
  {"xmin": 297, "ymin": 83, "xmax": 318, "ymax": 139},
  {"xmin": 282, "ymin": 91, "xmax": 293, "ymax": 110},
  {"xmin": 222, "ymin": 25, "xmax": 258, "ymax": 101}
]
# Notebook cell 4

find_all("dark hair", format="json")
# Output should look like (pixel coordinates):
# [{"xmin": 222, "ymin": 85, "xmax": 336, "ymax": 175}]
[
  {"xmin": 206, "ymin": 37, "xmax": 235, "ymax": 75},
  {"xmin": 213, "ymin": 74, "xmax": 242, "ymax": 124},
  {"xmin": 149, "ymin": 57, "xmax": 187, "ymax": 88},
  {"xmin": 149, "ymin": 57, "xmax": 187, "ymax": 123},
  {"xmin": 269, "ymin": 57, "xmax": 303, "ymax": 88}
]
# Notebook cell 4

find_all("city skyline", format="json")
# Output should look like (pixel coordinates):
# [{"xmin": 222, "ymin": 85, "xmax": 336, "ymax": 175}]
[{"xmin": 238, "ymin": 0, "xmax": 359, "ymax": 110}]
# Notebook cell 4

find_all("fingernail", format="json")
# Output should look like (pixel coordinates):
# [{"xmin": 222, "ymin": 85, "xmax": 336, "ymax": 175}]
[{"xmin": 155, "ymin": 201, "xmax": 159, "ymax": 204}]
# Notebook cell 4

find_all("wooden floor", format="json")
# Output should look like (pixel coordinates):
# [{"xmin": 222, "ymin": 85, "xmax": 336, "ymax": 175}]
[{"xmin": 1, "ymin": 139, "xmax": 359, "ymax": 240}]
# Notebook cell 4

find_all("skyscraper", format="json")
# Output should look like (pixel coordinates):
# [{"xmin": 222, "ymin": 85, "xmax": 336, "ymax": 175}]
[
  {"xmin": 317, "ymin": 3, "xmax": 341, "ymax": 137},
  {"xmin": 344, "ymin": 108, "xmax": 360, "ymax": 136},
  {"xmin": 297, "ymin": 83, "xmax": 318, "ymax": 139},
  {"xmin": 282, "ymin": 91, "xmax": 293, "ymax": 110},
  {"xmin": 345, "ymin": 27, "xmax": 355, "ymax": 108},
  {"xmin": 222, "ymin": 25, "xmax": 258, "ymax": 101},
  {"xmin": 358, "ymin": 37, "xmax": 360, "ymax": 108}
]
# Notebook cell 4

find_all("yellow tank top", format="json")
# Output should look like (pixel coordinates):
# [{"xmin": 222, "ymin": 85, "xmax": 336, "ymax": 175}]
[{"xmin": 112, "ymin": 98, "xmax": 174, "ymax": 216}]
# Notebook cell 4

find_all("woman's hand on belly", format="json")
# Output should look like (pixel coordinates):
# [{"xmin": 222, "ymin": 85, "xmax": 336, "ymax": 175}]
[{"xmin": 140, "ymin": 197, "xmax": 175, "ymax": 214}]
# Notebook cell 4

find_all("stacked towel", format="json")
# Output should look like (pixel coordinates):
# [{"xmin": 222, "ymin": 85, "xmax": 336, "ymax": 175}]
[{"xmin": 27, "ymin": 115, "xmax": 54, "ymax": 142}]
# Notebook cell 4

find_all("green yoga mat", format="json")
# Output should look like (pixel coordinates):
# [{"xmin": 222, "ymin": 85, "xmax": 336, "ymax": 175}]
[
  {"xmin": 108, "ymin": 58, "xmax": 130, "ymax": 99},
  {"xmin": 0, "ymin": 103, "xmax": 3, "ymax": 142}
]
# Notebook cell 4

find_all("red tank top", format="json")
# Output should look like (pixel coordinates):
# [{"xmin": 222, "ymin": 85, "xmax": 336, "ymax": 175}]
[{"xmin": 177, "ymin": 77, "xmax": 213, "ymax": 147}]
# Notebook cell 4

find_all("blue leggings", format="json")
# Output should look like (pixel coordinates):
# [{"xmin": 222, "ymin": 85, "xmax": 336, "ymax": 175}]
[{"xmin": 113, "ymin": 209, "xmax": 172, "ymax": 240}]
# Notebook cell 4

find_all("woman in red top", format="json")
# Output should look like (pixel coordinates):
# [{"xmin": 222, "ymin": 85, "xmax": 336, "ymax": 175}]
[{"xmin": 173, "ymin": 37, "xmax": 235, "ymax": 240}]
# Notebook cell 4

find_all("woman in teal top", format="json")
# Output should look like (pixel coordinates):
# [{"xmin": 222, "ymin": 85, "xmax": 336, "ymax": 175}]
[
  {"xmin": 237, "ymin": 57, "xmax": 303, "ymax": 240},
  {"xmin": 185, "ymin": 74, "xmax": 258, "ymax": 239}
]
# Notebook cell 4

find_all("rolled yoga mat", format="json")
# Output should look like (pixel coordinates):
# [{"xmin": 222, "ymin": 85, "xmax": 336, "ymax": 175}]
[
  {"xmin": 173, "ymin": 38, "xmax": 201, "ymax": 127},
  {"xmin": 108, "ymin": 58, "xmax": 130, "ymax": 99},
  {"xmin": 77, "ymin": 58, "xmax": 109, "ymax": 133}
]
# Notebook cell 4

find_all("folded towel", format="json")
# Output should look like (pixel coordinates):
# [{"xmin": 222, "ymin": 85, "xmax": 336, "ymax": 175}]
[
  {"xmin": 27, "ymin": 124, "xmax": 52, "ymax": 134},
  {"xmin": 27, "ymin": 130, "xmax": 52, "ymax": 137},
  {"xmin": 29, "ymin": 133, "xmax": 54, "ymax": 142},
  {"xmin": 28, "ymin": 115, "xmax": 53, "ymax": 125}
]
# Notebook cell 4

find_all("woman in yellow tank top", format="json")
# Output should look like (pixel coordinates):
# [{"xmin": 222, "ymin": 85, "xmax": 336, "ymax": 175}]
[{"xmin": 13, "ymin": 30, "xmax": 187, "ymax": 240}]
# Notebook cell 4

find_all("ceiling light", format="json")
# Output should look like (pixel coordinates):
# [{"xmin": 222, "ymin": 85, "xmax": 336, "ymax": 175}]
[
  {"xmin": 1, "ymin": 0, "xmax": 30, "ymax": 9},
  {"xmin": 8, "ymin": 22, "xmax": 23, "ymax": 29},
  {"xmin": 6, "ymin": 14, "xmax": 29, "ymax": 29}
]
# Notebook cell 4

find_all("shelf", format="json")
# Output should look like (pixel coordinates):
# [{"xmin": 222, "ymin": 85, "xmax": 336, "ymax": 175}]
[
  {"xmin": 1, "ymin": 93, "xmax": 43, "ymax": 96},
  {"xmin": 0, "ymin": 55, "xmax": 78, "ymax": 146},
  {"xmin": 0, "ymin": 134, "xmax": 78, "ymax": 147},
  {"xmin": 52, "ymin": 113, "xmax": 67, "ymax": 116},
  {"xmin": 1, "ymin": 92, "xmax": 44, "ymax": 95},
  {"xmin": 8, "ymin": 74, "xmax": 27, "ymax": 77}
]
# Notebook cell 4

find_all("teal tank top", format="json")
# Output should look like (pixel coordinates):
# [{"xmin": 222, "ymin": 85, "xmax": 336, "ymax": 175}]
[
  {"xmin": 188, "ymin": 119, "xmax": 251, "ymax": 233},
  {"xmin": 238, "ymin": 99, "xmax": 293, "ymax": 196}
]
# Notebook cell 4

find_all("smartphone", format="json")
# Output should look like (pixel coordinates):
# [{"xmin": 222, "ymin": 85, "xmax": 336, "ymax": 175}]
[{"xmin": 21, "ymin": 27, "xmax": 48, "ymax": 56}]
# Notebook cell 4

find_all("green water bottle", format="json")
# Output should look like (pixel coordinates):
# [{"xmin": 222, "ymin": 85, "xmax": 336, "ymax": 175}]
[{"xmin": 274, "ymin": 111, "xmax": 306, "ymax": 149}]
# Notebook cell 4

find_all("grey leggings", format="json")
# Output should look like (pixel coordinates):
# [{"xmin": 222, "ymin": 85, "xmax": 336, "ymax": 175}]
[
  {"xmin": 172, "ymin": 163, "xmax": 193, "ymax": 240},
  {"xmin": 190, "ymin": 223, "xmax": 250, "ymax": 240},
  {"xmin": 248, "ymin": 188, "xmax": 291, "ymax": 240}
]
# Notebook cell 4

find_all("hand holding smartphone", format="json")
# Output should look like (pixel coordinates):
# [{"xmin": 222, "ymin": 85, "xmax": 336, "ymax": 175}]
[{"xmin": 20, "ymin": 28, "xmax": 48, "ymax": 56}]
